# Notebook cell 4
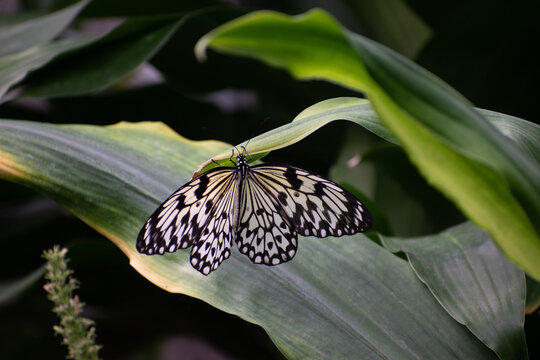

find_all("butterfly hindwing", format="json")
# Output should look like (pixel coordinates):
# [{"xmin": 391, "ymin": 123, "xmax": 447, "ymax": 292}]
[
  {"xmin": 189, "ymin": 171, "xmax": 241, "ymax": 274},
  {"xmin": 236, "ymin": 173, "xmax": 299, "ymax": 266},
  {"xmin": 136, "ymin": 167, "xmax": 239, "ymax": 274}
]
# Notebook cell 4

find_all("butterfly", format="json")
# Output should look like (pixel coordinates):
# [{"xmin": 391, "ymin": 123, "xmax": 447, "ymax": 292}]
[{"xmin": 137, "ymin": 151, "xmax": 372, "ymax": 275}]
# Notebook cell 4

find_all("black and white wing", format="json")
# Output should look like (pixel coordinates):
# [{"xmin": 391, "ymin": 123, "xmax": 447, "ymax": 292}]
[
  {"xmin": 235, "ymin": 164, "xmax": 372, "ymax": 266},
  {"xmin": 236, "ymin": 172, "xmax": 299, "ymax": 266},
  {"xmin": 137, "ymin": 167, "xmax": 240, "ymax": 275}
]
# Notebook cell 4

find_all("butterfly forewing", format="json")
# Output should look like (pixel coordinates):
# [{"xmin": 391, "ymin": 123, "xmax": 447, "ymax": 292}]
[
  {"xmin": 250, "ymin": 165, "xmax": 372, "ymax": 238},
  {"xmin": 137, "ymin": 168, "xmax": 238, "ymax": 273}
]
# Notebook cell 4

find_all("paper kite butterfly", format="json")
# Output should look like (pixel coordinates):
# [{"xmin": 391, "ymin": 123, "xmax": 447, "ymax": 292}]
[{"xmin": 137, "ymin": 151, "xmax": 372, "ymax": 275}]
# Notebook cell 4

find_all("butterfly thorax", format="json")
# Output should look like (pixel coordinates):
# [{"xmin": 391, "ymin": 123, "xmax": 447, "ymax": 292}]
[{"xmin": 236, "ymin": 154, "xmax": 250, "ymax": 179}]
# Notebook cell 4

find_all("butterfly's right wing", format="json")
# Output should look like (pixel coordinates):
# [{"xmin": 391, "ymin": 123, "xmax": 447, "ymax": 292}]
[
  {"xmin": 137, "ymin": 167, "xmax": 240, "ymax": 275},
  {"xmin": 235, "ymin": 163, "xmax": 372, "ymax": 267},
  {"xmin": 251, "ymin": 165, "xmax": 372, "ymax": 237}
]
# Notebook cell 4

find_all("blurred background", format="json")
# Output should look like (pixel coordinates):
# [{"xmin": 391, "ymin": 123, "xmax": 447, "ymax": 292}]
[{"xmin": 1, "ymin": 0, "xmax": 538, "ymax": 358}]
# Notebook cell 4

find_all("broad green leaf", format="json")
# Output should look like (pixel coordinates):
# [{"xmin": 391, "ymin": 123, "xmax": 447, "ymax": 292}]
[
  {"xmin": 296, "ymin": 98, "xmax": 540, "ymax": 236},
  {"xmin": 20, "ymin": 15, "xmax": 186, "ymax": 98},
  {"xmin": 481, "ymin": 109, "xmax": 540, "ymax": 167},
  {"xmin": 195, "ymin": 10, "xmax": 375, "ymax": 92},
  {"xmin": 347, "ymin": 31, "xmax": 540, "ymax": 227},
  {"xmin": 0, "ymin": 0, "xmax": 88, "ymax": 57},
  {"xmin": 0, "ymin": 2, "xmax": 223, "ymax": 101},
  {"xmin": 0, "ymin": 37, "xmax": 93, "ymax": 101},
  {"xmin": 0, "ymin": 120, "xmax": 497, "ymax": 359},
  {"xmin": 218, "ymin": 97, "xmax": 537, "ymax": 190},
  {"xmin": 288, "ymin": 98, "xmax": 540, "ymax": 163},
  {"xmin": 194, "ymin": 9, "xmax": 540, "ymax": 280},
  {"xmin": 208, "ymin": 98, "xmax": 385, "ymax": 167},
  {"xmin": 382, "ymin": 222, "xmax": 527, "ymax": 360}
]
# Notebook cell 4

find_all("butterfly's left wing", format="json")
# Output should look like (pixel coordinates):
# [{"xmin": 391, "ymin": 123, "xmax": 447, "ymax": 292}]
[
  {"xmin": 249, "ymin": 165, "xmax": 372, "ymax": 238},
  {"xmin": 137, "ymin": 167, "xmax": 240, "ymax": 275}
]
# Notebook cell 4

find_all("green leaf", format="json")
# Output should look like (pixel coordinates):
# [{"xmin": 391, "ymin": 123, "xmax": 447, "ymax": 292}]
[
  {"xmin": 0, "ymin": 0, "xmax": 89, "ymax": 57},
  {"xmin": 194, "ymin": 10, "xmax": 379, "ymax": 90},
  {"xmin": 480, "ymin": 109, "xmax": 540, "ymax": 167},
  {"xmin": 195, "ymin": 9, "xmax": 540, "ymax": 281},
  {"xmin": 0, "ymin": 2, "xmax": 224, "ymax": 101},
  {"xmin": 0, "ymin": 0, "xmax": 92, "ymax": 100},
  {"xmin": 348, "ymin": 31, "xmax": 540, "ymax": 226},
  {"xmin": 0, "ymin": 37, "xmax": 92, "ymax": 101},
  {"xmin": 0, "ymin": 119, "xmax": 497, "ymax": 359},
  {"xmin": 303, "ymin": 98, "xmax": 540, "ymax": 236},
  {"xmin": 381, "ymin": 222, "xmax": 527, "ymax": 360},
  {"xmin": 20, "ymin": 15, "xmax": 186, "ymax": 98},
  {"xmin": 210, "ymin": 98, "xmax": 384, "ymax": 164},
  {"xmin": 292, "ymin": 98, "xmax": 539, "ymax": 168}
]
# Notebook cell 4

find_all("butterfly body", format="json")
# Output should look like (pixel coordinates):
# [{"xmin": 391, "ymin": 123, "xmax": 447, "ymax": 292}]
[{"xmin": 137, "ymin": 153, "xmax": 372, "ymax": 275}]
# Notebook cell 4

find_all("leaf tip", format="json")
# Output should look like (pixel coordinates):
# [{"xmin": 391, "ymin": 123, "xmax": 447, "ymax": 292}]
[{"xmin": 194, "ymin": 36, "xmax": 210, "ymax": 62}]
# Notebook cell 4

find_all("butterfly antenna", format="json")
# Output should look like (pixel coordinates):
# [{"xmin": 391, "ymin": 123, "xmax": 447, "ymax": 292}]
[
  {"xmin": 240, "ymin": 138, "xmax": 252, "ymax": 161},
  {"xmin": 233, "ymin": 145, "xmax": 241, "ymax": 157},
  {"xmin": 229, "ymin": 149, "xmax": 237, "ymax": 164},
  {"xmin": 240, "ymin": 145, "xmax": 253, "ymax": 162}
]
